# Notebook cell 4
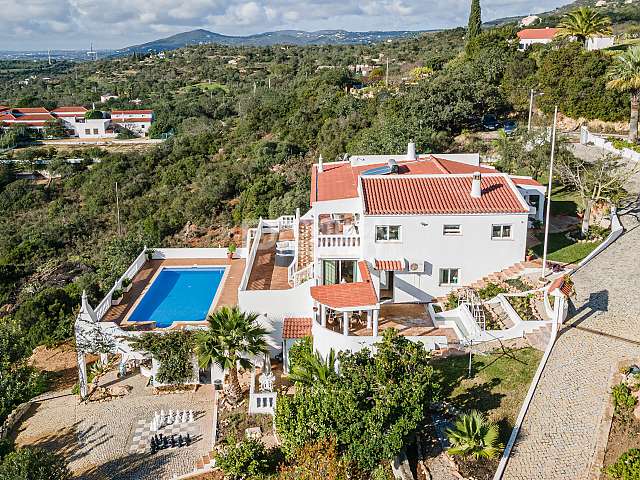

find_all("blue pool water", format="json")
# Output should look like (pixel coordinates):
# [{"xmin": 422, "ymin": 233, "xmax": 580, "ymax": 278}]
[{"xmin": 129, "ymin": 267, "xmax": 225, "ymax": 328}]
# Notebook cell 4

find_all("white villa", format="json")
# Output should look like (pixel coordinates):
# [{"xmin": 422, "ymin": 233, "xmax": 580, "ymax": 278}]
[{"xmin": 76, "ymin": 143, "xmax": 572, "ymax": 404}]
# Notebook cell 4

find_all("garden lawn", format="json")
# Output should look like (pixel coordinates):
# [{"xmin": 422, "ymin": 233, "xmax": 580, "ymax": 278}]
[
  {"xmin": 432, "ymin": 347, "xmax": 543, "ymax": 444},
  {"xmin": 532, "ymin": 231, "xmax": 600, "ymax": 264}
]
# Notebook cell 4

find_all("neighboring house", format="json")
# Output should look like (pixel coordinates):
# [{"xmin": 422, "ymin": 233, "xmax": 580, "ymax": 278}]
[
  {"xmin": 517, "ymin": 27, "xmax": 559, "ymax": 50},
  {"xmin": 110, "ymin": 110, "xmax": 154, "ymax": 136},
  {"xmin": 520, "ymin": 15, "xmax": 541, "ymax": 27},
  {"xmin": 237, "ymin": 143, "xmax": 545, "ymax": 361},
  {"xmin": 586, "ymin": 36, "xmax": 615, "ymax": 51},
  {"xmin": 0, "ymin": 105, "xmax": 153, "ymax": 138}
]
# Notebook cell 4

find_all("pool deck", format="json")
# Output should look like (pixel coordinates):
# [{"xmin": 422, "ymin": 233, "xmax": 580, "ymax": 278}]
[{"xmin": 102, "ymin": 258, "xmax": 245, "ymax": 327}]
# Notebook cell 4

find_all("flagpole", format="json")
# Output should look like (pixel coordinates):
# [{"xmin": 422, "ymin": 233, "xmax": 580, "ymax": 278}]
[{"xmin": 541, "ymin": 106, "xmax": 558, "ymax": 279}]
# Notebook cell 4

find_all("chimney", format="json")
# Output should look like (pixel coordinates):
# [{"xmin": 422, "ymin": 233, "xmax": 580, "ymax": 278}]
[
  {"xmin": 407, "ymin": 140, "xmax": 416, "ymax": 160},
  {"xmin": 471, "ymin": 172, "xmax": 482, "ymax": 198},
  {"xmin": 318, "ymin": 154, "xmax": 324, "ymax": 173}
]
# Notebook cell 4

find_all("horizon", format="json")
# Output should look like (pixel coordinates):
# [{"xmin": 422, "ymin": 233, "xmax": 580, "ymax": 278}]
[{"xmin": 2, "ymin": 0, "xmax": 570, "ymax": 51}]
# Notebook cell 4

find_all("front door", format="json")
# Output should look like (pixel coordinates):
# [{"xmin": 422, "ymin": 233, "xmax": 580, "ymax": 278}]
[{"xmin": 380, "ymin": 270, "xmax": 394, "ymax": 301}]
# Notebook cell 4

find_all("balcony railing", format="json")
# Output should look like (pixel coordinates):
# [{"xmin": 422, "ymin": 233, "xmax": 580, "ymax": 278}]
[{"xmin": 317, "ymin": 234, "xmax": 361, "ymax": 249}]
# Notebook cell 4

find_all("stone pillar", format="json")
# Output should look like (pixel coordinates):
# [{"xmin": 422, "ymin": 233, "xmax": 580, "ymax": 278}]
[
  {"xmin": 321, "ymin": 305, "xmax": 327, "ymax": 327},
  {"xmin": 77, "ymin": 350, "xmax": 88, "ymax": 399},
  {"xmin": 372, "ymin": 309, "xmax": 379, "ymax": 337},
  {"xmin": 366, "ymin": 310, "xmax": 372, "ymax": 330},
  {"xmin": 343, "ymin": 312, "xmax": 349, "ymax": 336}
]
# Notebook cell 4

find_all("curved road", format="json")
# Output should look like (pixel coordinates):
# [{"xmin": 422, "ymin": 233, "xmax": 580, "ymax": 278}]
[{"xmin": 502, "ymin": 208, "xmax": 640, "ymax": 479}]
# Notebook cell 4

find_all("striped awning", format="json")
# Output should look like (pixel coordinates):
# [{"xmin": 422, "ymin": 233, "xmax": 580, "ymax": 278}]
[{"xmin": 374, "ymin": 259, "xmax": 405, "ymax": 271}]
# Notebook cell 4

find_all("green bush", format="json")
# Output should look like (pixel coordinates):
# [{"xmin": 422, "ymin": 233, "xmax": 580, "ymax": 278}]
[
  {"xmin": 0, "ymin": 362, "xmax": 47, "ymax": 424},
  {"xmin": 127, "ymin": 331, "xmax": 195, "ymax": 384},
  {"xmin": 287, "ymin": 336, "xmax": 312, "ymax": 373},
  {"xmin": 611, "ymin": 382, "xmax": 637, "ymax": 414},
  {"xmin": 215, "ymin": 438, "xmax": 278, "ymax": 479},
  {"xmin": 445, "ymin": 292, "xmax": 458, "ymax": 310},
  {"xmin": 477, "ymin": 283, "xmax": 507, "ymax": 300},
  {"xmin": 609, "ymin": 138, "xmax": 640, "ymax": 152},
  {"xmin": 606, "ymin": 448, "xmax": 640, "ymax": 480},
  {"xmin": 0, "ymin": 447, "xmax": 71, "ymax": 480}
]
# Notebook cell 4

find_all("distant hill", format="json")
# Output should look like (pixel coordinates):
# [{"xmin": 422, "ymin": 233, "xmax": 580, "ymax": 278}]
[{"xmin": 115, "ymin": 28, "xmax": 428, "ymax": 54}]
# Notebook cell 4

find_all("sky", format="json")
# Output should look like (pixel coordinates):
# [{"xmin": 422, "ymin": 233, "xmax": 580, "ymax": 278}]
[{"xmin": 1, "ymin": 0, "xmax": 570, "ymax": 51}]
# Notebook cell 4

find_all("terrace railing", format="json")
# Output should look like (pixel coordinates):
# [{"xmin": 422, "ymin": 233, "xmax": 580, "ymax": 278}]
[
  {"xmin": 289, "ymin": 262, "xmax": 314, "ymax": 288},
  {"xmin": 317, "ymin": 234, "xmax": 361, "ymax": 249},
  {"xmin": 95, "ymin": 247, "xmax": 147, "ymax": 320},
  {"xmin": 239, "ymin": 218, "xmax": 265, "ymax": 291}
]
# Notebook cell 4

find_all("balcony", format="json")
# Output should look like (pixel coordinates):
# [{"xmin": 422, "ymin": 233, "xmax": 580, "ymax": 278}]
[{"xmin": 316, "ymin": 213, "xmax": 361, "ymax": 257}]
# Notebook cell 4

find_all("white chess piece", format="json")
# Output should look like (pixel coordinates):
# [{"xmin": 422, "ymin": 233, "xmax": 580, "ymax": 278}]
[
  {"xmin": 168, "ymin": 409, "xmax": 174, "ymax": 424},
  {"xmin": 182, "ymin": 410, "xmax": 188, "ymax": 423},
  {"xmin": 189, "ymin": 410, "xmax": 194, "ymax": 423}
]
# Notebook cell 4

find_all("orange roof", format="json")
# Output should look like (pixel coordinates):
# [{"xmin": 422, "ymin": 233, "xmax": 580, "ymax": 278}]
[
  {"xmin": 10, "ymin": 113, "xmax": 55, "ymax": 121},
  {"xmin": 12, "ymin": 107, "xmax": 49, "ymax": 114},
  {"xmin": 51, "ymin": 106, "xmax": 87, "ymax": 113},
  {"xmin": 310, "ymin": 155, "xmax": 497, "ymax": 204},
  {"xmin": 0, "ymin": 114, "xmax": 17, "ymax": 121},
  {"xmin": 0, "ymin": 106, "xmax": 8, "ymax": 111},
  {"xmin": 111, "ymin": 109, "xmax": 153, "ymax": 114},
  {"xmin": 111, "ymin": 118, "xmax": 152, "ymax": 123},
  {"xmin": 310, "ymin": 261, "xmax": 378, "ymax": 309},
  {"xmin": 517, "ymin": 28, "xmax": 559, "ymax": 40},
  {"xmin": 513, "ymin": 177, "xmax": 544, "ymax": 187},
  {"xmin": 361, "ymin": 174, "xmax": 528, "ymax": 215},
  {"xmin": 375, "ymin": 259, "xmax": 404, "ymax": 271},
  {"xmin": 282, "ymin": 317, "xmax": 312, "ymax": 339}
]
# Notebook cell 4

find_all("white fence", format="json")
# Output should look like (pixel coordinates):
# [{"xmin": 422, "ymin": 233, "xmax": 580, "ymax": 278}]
[
  {"xmin": 317, "ymin": 234, "xmax": 361, "ymax": 248},
  {"xmin": 151, "ymin": 247, "xmax": 247, "ymax": 259},
  {"xmin": 95, "ymin": 248, "xmax": 147, "ymax": 320},
  {"xmin": 580, "ymin": 127, "xmax": 640, "ymax": 162},
  {"xmin": 239, "ymin": 218, "xmax": 266, "ymax": 291}
]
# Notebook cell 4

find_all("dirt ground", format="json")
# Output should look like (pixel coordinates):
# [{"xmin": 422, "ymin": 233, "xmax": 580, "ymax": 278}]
[
  {"xmin": 601, "ymin": 409, "xmax": 640, "ymax": 478},
  {"xmin": 29, "ymin": 341, "xmax": 97, "ymax": 391}
]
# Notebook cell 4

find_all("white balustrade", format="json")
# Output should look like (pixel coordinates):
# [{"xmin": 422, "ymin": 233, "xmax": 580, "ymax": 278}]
[
  {"xmin": 317, "ymin": 234, "xmax": 361, "ymax": 249},
  {"xmin": 290, "ymin": 263, "xmax": 314, "ymax": 287}
]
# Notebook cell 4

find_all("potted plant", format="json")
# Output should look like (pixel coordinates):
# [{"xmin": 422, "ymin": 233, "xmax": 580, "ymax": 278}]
[
  {"xmin": 145, "ymin": 248, "xmax": 155, "ymax": 261},
  {"xmin": 111, "ymin": 288, "xmax": 124, "ymax": 306},
  {"xmin": 227, "ymin": 242, "xmax": 237, "ymax": 260},
  {"xmin": 121, "ymin": 277, "xmax": 132, "ymax": 293},
  {"xmin": 526, "ymin": 249, "xmax": 535, "ymax": 261}
]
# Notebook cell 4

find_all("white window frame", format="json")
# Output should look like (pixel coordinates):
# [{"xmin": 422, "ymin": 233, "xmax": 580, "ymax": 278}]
[
  {"xmin": 375, "ymin": 225, "xmax": 402, "ymax": 242},
  {"xmin": 491, "ymin": 224, "xmax": 513, "ymax": 240},
  {"xmin": 439, "ymin": 268, "xmax": 460, "ymax": 286},
  {"xmin": 443, "ymin": 224, "xmax": 462, "ymax": 236}
]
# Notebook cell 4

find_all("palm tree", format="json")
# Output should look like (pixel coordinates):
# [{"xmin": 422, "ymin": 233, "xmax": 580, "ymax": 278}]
[
  {"xmin": 446, "ymin": 410, "xmax": 503, "ymax": 459},
  {"xmin": 195, "ymin": 306, "xmax": 268, "ymax": 405},
  {"xmin": 557, "ymin": 7, "xmax": 612, "ymax": 45},
  {"xmin": 288, "ymin": 349, "xmax": 337, "ymax": 387},
  {"xmin": 607, "ymin": 46, "xmax": 640, "ymax": 143}
]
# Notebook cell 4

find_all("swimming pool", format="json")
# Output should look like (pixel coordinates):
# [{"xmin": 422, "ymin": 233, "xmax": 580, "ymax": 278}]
[{"xmin": 128, "ymin": 267, "xmax": 226, "ymax": 328}]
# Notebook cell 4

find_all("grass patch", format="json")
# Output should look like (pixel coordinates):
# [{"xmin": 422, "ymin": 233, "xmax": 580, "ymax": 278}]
[
  {"xmin": 532, "ymin": 231, "xmax": 600, "ymax": 264},
  {"xmin": 550, "ymin": 185, "xmax": 580, "ymax": 217},
  {"xmin": 432, "ymin": 347, "xmax": 543, "ymax": 444},
  {"xmin": 181, "ymin": 82, "xmax": 229, "ymax": 94}
]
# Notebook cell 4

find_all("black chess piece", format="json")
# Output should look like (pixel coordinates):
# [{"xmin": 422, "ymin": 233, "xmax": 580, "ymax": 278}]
[
  {"xmin": 150, "ymin": 439, "xmax": 157, "ymax": 454},
  {"xmin": 171, "ymin": 435, "xmax": 176, "ymax": 448},
  {"xmin": 163, "ymin": 436, "xmax": 169, "ymax": 449},
  {"xmin": 185, "ymin": 433, "xmax": 191, "ymax": 446},
  {"xmin": 150, "ymin": 437, "xmax": 156, "ymax": 448},
  {"xmin": 178, "ymin": 434, "xmax": 184, "ymax": 447}
]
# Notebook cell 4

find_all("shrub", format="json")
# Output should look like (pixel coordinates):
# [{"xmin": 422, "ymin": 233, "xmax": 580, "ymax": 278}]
[
  {"xmin": 287, "ymin": 336, "xmax": 312, "ymax": 373},
  {"xmin": 477, "ymin": 283, "xmax": 507, "ymax": 300},
  {"xmin": 611, "ymin": 382, "xmax": 637, "ymax": 414},
  {"xmin": 216, "ymin": 438, "xmax": 278, "ymax": 479},
  {"xmin": 0, "ymin": 447, "xmax": 71, "ymax": 480},
  {"xmin": 445, "ymin": 292, "xmax": 458, "ymax": 310},
  {"xmin": 277, "ymin": 438, "xmax": 349, "ymax": 480},
  {"xmin": 0, "ymin": 362, "xmax": 47, "ymax": 424},
  {"xmin": 121, "ymin": 277, "xmax": 132, "ymax": 288},
  {"xmin": 127, "ymin": 331, "xmax": 196, "ymax": 384},
  {"xmin": 606, "ymin": 448, "xmax": 640, "ymax": 480}
]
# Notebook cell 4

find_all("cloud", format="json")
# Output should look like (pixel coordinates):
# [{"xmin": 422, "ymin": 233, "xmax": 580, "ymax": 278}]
[{"xmin": 0, "ymin": 0, "xmax": 569, "ymax": 50}]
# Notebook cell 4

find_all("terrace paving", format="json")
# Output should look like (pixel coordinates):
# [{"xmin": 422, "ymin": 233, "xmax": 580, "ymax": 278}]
[
  {"xmin": 103, "ymin": 258, "xmax": 245, "ymax": 326},
  {"xmin": 247, "ymin": 230, "xmax": 293, "ymax": 290},
  {"xmin": 13, "ymin": 371, "xmax": 215, "ymax": 480}
]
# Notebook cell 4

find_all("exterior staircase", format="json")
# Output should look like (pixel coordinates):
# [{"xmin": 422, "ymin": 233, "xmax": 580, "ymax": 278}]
[
  {"xmin": 525, "ymin": 324, "xmax": 553, "ymax": 351},
  {"xmin": 297, "ymin": 219, "xmax": 313, "ymax": 270}
]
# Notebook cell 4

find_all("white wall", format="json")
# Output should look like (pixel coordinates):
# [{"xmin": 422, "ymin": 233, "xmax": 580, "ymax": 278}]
[
  {"xmin": 586, "ymin": 37, "xmax": 614, "ymax": 51},
  {"xmin": 361, "ymin": 212, "xmax": 528, "ymax": 300}
]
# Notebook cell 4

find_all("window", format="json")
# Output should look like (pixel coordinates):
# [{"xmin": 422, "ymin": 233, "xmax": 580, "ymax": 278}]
[
  {"xmin": 93, "ymin": 128, "xmax": 99, "ymax": 134},
  {"xmin": 492, "ymin": 224, "xmax": 512, "ymax": 239},
  {"xmin": 443, "ymin": 224, "xmax": 461, "ymax": 236},
  {"xmin": 84, "ymin": 129, "xmax": 91, "ymax": 135},
  {"xmin": 322, "ymin": 260, "xmax": 356, "ymax": 285},
  {"xmin": 439, "ymin": 268, "xmax": 460, "ymax": 286},
  {"xmin": 375, "ymin": 225, "xmax": 401, "ymax": 242}
]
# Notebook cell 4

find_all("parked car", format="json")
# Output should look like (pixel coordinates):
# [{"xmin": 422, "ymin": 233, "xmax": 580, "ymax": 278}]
[
  {"xmin": 503, "ymin": 120, "xmax": 518, "ymax": 135},
  {"xmin": 482, "ymin": 114, "xmax": 500, "ymax": 131}
]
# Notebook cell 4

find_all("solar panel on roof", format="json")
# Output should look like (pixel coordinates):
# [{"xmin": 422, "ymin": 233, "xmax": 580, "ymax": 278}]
[{"xmin": 362, "ymin": 165, "xmax": 392, "ymax": 176}]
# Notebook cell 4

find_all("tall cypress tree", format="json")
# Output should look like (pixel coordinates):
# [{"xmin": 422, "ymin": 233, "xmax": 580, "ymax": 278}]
[{"xmin": 467, "ymin": 0, "xmax": 482, "ymax": 42}]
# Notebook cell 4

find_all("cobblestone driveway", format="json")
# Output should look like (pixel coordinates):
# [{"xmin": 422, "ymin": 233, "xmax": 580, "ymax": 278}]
[{"xmin": 502, "ymin": 211, "xmax": 640, "ymax": 479}]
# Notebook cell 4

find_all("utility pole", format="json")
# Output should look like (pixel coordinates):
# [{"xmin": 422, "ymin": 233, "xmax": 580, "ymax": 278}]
[
  {"xmin": 527, "ymin": 89, "xmax": 534, "ymax": 133},
  {"xmin": 115, "ymin": 182, "xmax": 121, "ymax": 237},
  {"xmin": 541, "ymin": 105, "xmax": 558, "ymax": 279},
  {"xmin": 385, "ymin": 56, "xmax": 389, "ymax": 86}
]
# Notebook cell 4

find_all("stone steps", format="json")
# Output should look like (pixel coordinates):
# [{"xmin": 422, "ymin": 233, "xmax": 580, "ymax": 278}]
[{"xmin": 525, "ymin": 324, "xmax": 552, "ymax": 351}]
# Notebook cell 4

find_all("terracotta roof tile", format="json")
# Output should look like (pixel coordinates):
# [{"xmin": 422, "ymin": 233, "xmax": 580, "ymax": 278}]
[
  {"xmin": 375, "ymin": 259, "xmax": 405, "ymax": 270},
  {"xmin": 517, "ymin": 28, "xmax": 559, "ymax": 40},
  {"xmin": 12, "ymin": 107, "xmax": 50, "ymax": 114},
  {"xmin": 111, "ymin": 110, "xmax": 154, "ymax": 114},
  {"xmin": 310, "ymin": 261, "xmax": 378, "ymax": 309},
  {"xmin": 282, "ymin": 317, "xmax": 312, "ymax": 339},
  {"xmin": 513, "ymin": 177, "xmax": 544, "ymax": 187},
  {"xmin": 51, "ymin": 106, "xmax": 87, "ymax": 112},
  {"xmin": 361, "ymin": 174, "xmax": 529, "ymax": 215}
]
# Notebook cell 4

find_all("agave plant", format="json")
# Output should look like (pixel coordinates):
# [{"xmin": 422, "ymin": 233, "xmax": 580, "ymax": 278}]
[{"xmin": 446, "ymin": 410, "xmax": 503, "ymax": 459}]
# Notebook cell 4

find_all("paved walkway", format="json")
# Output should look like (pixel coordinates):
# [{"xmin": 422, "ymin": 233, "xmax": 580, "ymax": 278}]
[{"xmin": 502, "ymin": 211, "xmax": 640, "ymax": 479}]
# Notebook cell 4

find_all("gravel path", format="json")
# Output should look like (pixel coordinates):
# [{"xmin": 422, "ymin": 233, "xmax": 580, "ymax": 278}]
[{"xmin": 502, "ymin": 205, "xmax": 640, "ymax": 479}]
